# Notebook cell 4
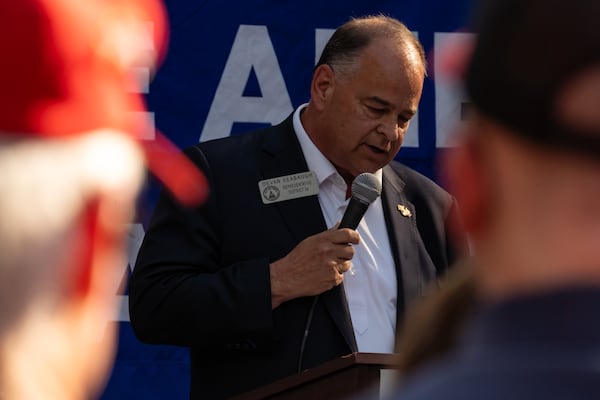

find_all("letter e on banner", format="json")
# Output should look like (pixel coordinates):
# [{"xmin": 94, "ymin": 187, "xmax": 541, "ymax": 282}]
[{"xmin": 434, "ymin": 32, "xmax": 476, "ymax": 148}]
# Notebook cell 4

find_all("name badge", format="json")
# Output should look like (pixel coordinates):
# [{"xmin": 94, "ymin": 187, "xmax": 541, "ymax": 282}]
[{"xmin": 258, "ymin": 171, "xmax": 319, "ymax": 204}]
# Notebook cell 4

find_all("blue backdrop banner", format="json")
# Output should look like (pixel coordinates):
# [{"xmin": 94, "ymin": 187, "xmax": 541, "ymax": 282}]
[{"xmin": 101, "ymin": 1, "xmax": 474, "ymax": 398}]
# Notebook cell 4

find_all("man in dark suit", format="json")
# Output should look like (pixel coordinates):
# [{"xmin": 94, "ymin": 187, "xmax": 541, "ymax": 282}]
[{"xmin": 129, "ymin": 15, "xmax": 465, "ymax": 399}]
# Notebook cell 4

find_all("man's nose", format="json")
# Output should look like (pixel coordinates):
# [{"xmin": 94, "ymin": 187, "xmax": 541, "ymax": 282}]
[{"xmin": 377, "ymin": 120, "xmax": 400, "ymax": 141}]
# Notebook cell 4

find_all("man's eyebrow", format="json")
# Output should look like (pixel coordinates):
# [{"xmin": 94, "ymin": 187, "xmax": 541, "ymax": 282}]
[
  {"xmin": 404, "ymin": 108, "xmax": 418, "ymax": 118},
  {"xmin": 366, "ymin": 96, "xmax": 392, "ymax": 107},
  {"xmin": 366, "ymin": 96, "xmax": 417, "ymax": 117}
]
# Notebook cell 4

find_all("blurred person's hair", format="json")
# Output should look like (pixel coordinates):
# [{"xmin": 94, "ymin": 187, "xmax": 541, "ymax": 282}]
[{"xmin": 465, "ymin": 0, "xmax": 600, "ymax": 159}]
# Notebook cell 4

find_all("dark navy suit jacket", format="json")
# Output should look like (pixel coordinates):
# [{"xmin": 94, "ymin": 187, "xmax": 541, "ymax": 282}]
[{"xmin": 129, "ymin": 115, "xmax": 464, "ymax": 399}]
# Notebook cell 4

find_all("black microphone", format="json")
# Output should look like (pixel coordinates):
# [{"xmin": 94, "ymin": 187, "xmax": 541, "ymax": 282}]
[
  {"xmin": 296, "ymin": 172, "xmax": 381, "ymax": 373},
  {"xmin": 338, "ymin": 172, "xmax": 382, "ymax": 229}
]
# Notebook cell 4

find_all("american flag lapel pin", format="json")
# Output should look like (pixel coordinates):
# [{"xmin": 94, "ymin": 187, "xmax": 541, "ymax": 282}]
[{"xmin": 397, "ymin": 204, "xmax": 412, "ymax": 217}]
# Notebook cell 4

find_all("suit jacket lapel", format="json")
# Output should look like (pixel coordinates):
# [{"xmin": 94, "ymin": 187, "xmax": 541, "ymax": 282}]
[
  {"xmin": 257, "ymin": 116, "xmax": 357, "ymax": 352},
  {"xmin": 382, "ymin": 166, "xmax": 438, "ymax": 324},
  {"xmin": 320, "ymin": 282, "xmax": 358, "ymax": 352},
  {"xmin": 258, "ymin": 116, "xmax": 325, "ymax": 243}
]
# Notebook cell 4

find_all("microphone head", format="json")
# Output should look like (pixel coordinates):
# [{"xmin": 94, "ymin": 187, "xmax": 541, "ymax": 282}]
[{"xmin": 351, "ymin": 172, "xmax": 382, "ymax": 204}]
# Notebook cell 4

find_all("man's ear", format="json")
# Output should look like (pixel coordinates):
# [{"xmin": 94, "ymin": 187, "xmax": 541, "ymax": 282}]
[{"xmin": 310, "ymin": 64, "xmax": 335, "ymax": 111}]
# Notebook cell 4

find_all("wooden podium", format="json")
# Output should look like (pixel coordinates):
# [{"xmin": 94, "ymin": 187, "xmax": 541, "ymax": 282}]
[{"xmin": 231, "ymin": 352, "xmax": 400, "ymax": 400}]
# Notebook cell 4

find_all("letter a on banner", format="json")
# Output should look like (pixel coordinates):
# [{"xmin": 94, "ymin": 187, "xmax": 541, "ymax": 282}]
[{"xmin": 200, "ymin": 25, "xmax": 293, "ymax": 142}]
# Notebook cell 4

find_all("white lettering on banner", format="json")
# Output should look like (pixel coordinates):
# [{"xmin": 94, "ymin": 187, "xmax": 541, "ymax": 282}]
[
  {"xmin": 200, "ymin": 25, "xmax": 293, "ymax": 142},
  {"xmin": 434, "ymin": 32, "xmax": 476, "ymax": 148},
  {"xmin": 404, "ymin": 31, "xmax": 420, "ymax": 148},
  {"xmin": 127, "ymin": 21, "xmax": 157, "ymax": 140},
  {"xmin": 314, "ymin": 28, "xmax": 335, "ymax": 64},
  {"xmin": 124, "ymin": 21, "xmax": 155, "ymax": 94},
  {"xmin": 113, "ymin": 223, "xmax": 146, "ymax": 322},
  {"xmin": 113, "ymin": 21, "xmax": 158, "ymax": 323},
  {"xmin": 201, "ymin": 26, "xmax": 428, "ymax": 146}
]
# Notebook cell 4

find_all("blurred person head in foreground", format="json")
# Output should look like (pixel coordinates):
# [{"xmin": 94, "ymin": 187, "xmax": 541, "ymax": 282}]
[
  {"xmin": 0, "ymin": 0, "xmax": 206, "ymax": 399},
  {"xmin": 389, "ymin": 0, "xmax": 600, "ymax": 399}
]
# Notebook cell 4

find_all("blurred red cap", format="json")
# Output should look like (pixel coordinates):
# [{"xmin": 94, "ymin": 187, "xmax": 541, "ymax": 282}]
[{"xmin": 0, "ymin": 0, "xmax": 208, "ymax": 206}]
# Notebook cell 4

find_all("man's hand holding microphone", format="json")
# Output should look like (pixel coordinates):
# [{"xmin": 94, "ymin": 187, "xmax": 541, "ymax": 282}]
[{"xmin": 270, "ymin": 173, "xmax": 381, "ymax": 309}]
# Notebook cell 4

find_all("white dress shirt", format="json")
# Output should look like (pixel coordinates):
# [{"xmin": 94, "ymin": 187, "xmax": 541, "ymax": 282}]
[{"xmin": 293, "ymin": 104, "xmax": 398, "ymax": 353}]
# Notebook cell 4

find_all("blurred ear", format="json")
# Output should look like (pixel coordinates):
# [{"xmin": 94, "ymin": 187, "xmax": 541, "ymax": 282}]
[
  {"xmin": 444, "ymin": 130, "xmax": 489, "ymax": 236},
  {"xmin": 556, "ymin": 65, "xmax": 600, "ymax": 133},
  {"xmin": 310, "ymin": 64, "xmax": 336, "ymax": 111},
  {"xmin": 66, "ymin": 194, "xmax": 130, "ymax": 311},
  {"xmin": 57, "ymin": 193, "xmax": 131, "ymax": 393}
]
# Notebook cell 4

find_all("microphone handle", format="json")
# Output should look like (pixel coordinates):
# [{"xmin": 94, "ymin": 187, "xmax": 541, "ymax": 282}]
[
  {"xmin": 298, "ymin": 196, "xmax": 369, "ymax": 371},
  {"xmin": 338, "ymin": 197, "xmax": 369, "ymax": 229}
]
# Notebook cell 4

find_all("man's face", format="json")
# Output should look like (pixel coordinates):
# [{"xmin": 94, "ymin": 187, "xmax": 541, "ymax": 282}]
[{"xmin": 314, "ymin": 39, "xmax": 425, "ymax": 178}]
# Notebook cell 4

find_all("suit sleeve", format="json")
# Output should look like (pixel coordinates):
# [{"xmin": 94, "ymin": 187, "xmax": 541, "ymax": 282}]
[{"xmin": 128, "ymin": 146, "xmax": 275, "ymax": 350}]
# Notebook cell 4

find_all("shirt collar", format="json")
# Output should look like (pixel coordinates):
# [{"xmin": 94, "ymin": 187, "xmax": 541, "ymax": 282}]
[{"xmin": 292, "ymin": 103, "xmax": 383, "ymax": 186}]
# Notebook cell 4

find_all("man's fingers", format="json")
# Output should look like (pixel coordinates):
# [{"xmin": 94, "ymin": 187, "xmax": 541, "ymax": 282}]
[
  {"xmin": 337, "ymin": 260, "xmax": 352, "ymax": 274},
  {"xmin": 327, "ymin": 226, "xmax": 360, "ymax": 245},
  {"xmin": 330, "ymin": 260, "xmax": 352, "ymax": 274},
  {"xmin": 336, "ymin": 243, "xmax": 355, "ymax": 262}
]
